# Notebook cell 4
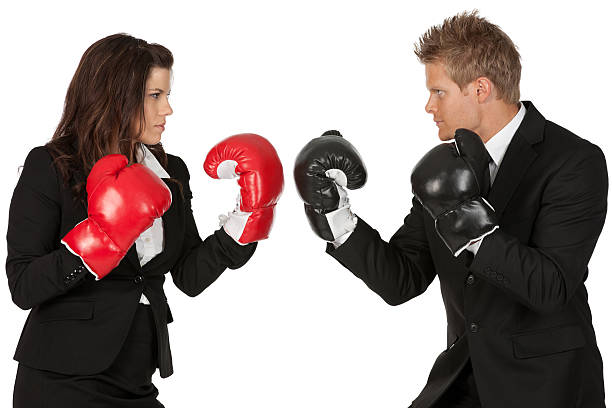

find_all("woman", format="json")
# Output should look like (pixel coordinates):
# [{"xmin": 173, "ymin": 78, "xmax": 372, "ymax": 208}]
[{"xmin": 6, "ymin": 33, "xmax": 260, "ymax": 407}]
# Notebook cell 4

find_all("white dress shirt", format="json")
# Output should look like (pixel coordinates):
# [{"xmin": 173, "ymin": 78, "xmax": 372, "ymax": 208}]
[
  {"xmin": 466, "ymin": 102, "xmax": 526, "ymax": 255},
  {"xmin": 134, "ymin": 144, "xmax": 171, "ymax": 304}
]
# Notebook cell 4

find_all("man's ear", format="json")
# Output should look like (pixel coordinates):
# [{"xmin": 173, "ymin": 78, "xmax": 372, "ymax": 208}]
[{"xmin": 475, "ymin": 77, "xmax": 493, "ymax": 102}]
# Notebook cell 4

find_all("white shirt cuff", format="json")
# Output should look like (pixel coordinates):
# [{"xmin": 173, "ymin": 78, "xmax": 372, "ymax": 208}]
[{"xmin": 331, "ymin": 217, "xmax": 358, "ymax": 248}]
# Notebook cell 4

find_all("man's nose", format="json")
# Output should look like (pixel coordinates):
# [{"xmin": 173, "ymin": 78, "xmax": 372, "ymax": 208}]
[{"xmin": 425, "ymin": 95, "xmax": 436, "ymax": 114}]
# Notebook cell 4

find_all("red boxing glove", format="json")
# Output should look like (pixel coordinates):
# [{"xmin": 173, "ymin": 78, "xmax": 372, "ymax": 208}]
[
  {"xmin": 204, "ymin": 133, "xmax": 284, "ymax": 244},
  {"xmin": 62, "ymin": 154, "xmax": 172, "ymax": 279}
]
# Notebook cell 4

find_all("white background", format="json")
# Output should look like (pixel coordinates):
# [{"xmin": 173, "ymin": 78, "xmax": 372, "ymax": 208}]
[{"xmin": 1, "ymin": 1, "xmax": 611, "ymax": 407}]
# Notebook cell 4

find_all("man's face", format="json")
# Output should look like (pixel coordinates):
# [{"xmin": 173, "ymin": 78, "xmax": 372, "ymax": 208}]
[{"xmin": 424, "ymin": 62, "xmax": 479, "ymax": 141}]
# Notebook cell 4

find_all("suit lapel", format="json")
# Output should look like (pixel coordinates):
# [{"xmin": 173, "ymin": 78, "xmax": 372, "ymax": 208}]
[
  {"xmin": 487, "ymin": 132, "xmax": 536, "ymax": 217},
  {"xmin": 139, "ymin": 178, "xmax": 182, "ymax": 272},
  {"xmin": 125, "ymin": 179, "xmax": 181, "ymax": 272},
  {"xmin": 487, "ymin": 101, "xmax": 545, "ymax": 220},
  {"xmin": 125, "ymin": 242, "xmax": 142, "ymax": 272}
]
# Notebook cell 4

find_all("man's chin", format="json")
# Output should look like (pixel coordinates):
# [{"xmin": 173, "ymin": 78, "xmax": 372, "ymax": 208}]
[{"xmin": 437, "ymin": 129, "xmax": 453, "ymax": 141}]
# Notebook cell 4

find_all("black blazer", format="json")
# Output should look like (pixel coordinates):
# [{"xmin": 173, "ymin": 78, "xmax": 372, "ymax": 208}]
[
  {"xmin": 6, "ymin": 146, "xmax": 256, "ymax": 378},
  {"xmin": 327, "ymin": 102, "xmax": 608, "ymax": 408}
]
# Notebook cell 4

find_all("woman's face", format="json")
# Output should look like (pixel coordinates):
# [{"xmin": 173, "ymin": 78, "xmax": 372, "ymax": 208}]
[{"xmin": 138, "ymin": 67, "xmax": 173, "ymax": 145}]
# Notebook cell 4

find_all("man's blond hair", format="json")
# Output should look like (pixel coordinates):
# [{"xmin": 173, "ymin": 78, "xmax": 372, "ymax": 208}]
[{"xmin": 414, "ymin": 10, "xmax": 521, "ymax": 104}]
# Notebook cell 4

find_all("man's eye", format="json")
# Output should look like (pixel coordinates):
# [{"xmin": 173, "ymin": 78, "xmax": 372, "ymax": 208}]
[{"xmin": 435, "ymin": 90, "xmax": 443, "ymax": 95}]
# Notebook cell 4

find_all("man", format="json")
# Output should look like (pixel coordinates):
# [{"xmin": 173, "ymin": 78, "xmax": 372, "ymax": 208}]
[{"xmin": 294, "ymin": 11, "xmax": 607, "ymax": 408}]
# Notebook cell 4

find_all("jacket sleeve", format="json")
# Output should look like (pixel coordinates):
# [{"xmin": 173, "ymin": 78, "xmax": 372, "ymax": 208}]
[
  {"xmin": 6, "ymin": 147, "xmax": 91, "ymax": 310},
  {"xmin": 326, "ymin": 197, "xmax": 437, "ymax": 305},
  {"xmin": 470, "ymin": 143, "xmax": 608, "ymax": 313},
  {"xmin": 169, "ymin": 156, "xmax": 257, "ymax": 297}
]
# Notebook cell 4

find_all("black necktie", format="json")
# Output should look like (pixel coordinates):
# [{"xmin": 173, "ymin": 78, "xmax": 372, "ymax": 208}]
[
  {"xmin": 482, "ymin": 150, "xmax": 493, "ymax": 197},
  {"xmin": 462, "ymin": 150, "xmax": 493, "ymax": 266}
]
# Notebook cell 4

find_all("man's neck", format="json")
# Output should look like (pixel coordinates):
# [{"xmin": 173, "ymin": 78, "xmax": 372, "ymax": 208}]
[{"xmin": 477, "ymin": 102, "xmax": 520, "ymax": 143}]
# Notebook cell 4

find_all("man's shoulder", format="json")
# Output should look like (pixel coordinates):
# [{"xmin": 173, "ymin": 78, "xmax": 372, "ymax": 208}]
[
  {"xmin": 522, "ymin": 102, "xmax": 599, "ymax": 156},
  {"xmin": 538, "ymin": 116, "xmax": 603, "ymax": 162},
  {"xmin": 534, "ymin": 123, "xmax": 606, "ymax": 186}
]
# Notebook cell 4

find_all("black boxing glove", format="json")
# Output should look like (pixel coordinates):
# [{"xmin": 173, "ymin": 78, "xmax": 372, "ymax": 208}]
[
  {"xmin": 411, "ymin": 128, "xmax": 498, "ymax": 256},
  {"xmin": 294, "ymin": 130, "xmax": 367, "ymax": 242}
]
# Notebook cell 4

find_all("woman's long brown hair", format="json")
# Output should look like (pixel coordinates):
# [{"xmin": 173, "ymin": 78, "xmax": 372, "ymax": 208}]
[{"xmin": 46, "ymin": 33, "xmax": 176, "ymax": 205}]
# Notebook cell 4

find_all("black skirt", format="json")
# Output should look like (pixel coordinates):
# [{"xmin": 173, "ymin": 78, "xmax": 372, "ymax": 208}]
[{"xmin": 13, "ymin": 304, "xmax": 164, "ymax": 408}]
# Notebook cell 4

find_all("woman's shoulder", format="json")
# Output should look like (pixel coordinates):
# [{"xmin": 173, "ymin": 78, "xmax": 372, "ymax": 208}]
[
  {"xmin": 24, "ymin": 145, "xmax": 54, "ymax": 163},
  {"xmin": 165, "ymin": 153, "xmax": 190, "ymax": 180},
  {"xmin": 21, "ymin": 146, "xmax": 57, "ymax": 178},
  {"xmin": 17, "ymin": 145, "xmax": 61, "ymax": 200}
]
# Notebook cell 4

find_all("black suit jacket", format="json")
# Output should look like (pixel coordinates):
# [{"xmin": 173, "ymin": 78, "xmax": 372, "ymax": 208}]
[
  {"xmin": 327, "ymin": 102, "xmax": 608, "ymax": 407},
  {"xmin": 6, "ymin": 146, "xmax": 256, "ymax": 378}
]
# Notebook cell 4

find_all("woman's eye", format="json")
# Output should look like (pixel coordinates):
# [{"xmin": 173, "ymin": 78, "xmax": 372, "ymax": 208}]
[{"xmin": 150, "ymin": 93, "xmax": 160, "ymax": 99}]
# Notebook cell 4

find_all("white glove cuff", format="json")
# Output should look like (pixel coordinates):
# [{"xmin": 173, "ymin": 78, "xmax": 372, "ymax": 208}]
[
  {"xmin": 219, "ymin": 210, "xmax": 252, "ymax": 246},
  {"xmin": 325, "ymin": 205, "xmax": 357, "ymax": 241}
]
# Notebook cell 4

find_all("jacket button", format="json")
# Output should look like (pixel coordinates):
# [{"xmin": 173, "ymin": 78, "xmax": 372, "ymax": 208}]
[
  {"xmin": 466, "ymin": 274, "xmax": 475, "ymax": 285},
  {"xmin": 470, "ymin": 323, "xmax": 479, "ymax": 333},
  {"xmin": 133, "ymin": 275, "xmax": 144, "ymax": 284}
]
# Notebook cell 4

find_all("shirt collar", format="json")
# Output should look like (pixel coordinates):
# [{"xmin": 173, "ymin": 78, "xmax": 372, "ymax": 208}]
[
  {"xmin": 484, "ymin": 102, "xmax": 526, "ymax": 167},
  {"xmin": 136, "ymin": 143, "xmax": 170, "ymax": 179}
]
